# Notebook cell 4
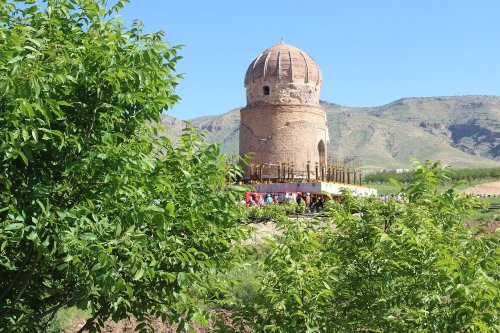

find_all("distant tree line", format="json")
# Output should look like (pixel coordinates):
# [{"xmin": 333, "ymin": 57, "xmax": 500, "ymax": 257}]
[{"xmin": 364, "ymin": 167, "xmax": 500, "ymax": 184}]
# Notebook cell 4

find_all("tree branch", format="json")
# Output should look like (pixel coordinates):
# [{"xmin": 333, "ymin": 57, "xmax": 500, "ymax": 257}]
[
  {"xmin": 0, "ymin": 245, "xmax": 33, "ymax": 302},
  {"xmin": 76, "ymin": 306, "xmax": 107, "ymax": 333},
  {"xmin": 39, "ymin": 295, "xmax": 73, "ymax": 331},
  {"xmin": 0, "ymin": 250, "xmax": 40, "ymax": 322}
]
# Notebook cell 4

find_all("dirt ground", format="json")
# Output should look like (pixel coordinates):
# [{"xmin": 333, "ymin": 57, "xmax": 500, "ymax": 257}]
[
  {"xmin": 66, "ymin": 309, "xmax": 250, "ymax": 333},
  {"xmin": 459, "ymin": 181, "xmax": 500, "ymax": 232},
  {"xmin": 67, "ymin": 316, "xmax": 205, "ymax": 333},
  {"xmin": 243, "ymin": 221, "xmax": 281, "ymax": 245},
  {"xmin": 461, "ymin": 181, "xmax": 500, "ymax": 196}
]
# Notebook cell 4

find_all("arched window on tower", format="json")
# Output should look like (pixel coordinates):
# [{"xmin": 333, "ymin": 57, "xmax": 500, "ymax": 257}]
[
  {"xmin": 318, "ymin": 140, "xmax": 326, "ymax": 165},
  {"xmin": 263, "ymin": 85, "xmax": 270, "ymax": 96}
]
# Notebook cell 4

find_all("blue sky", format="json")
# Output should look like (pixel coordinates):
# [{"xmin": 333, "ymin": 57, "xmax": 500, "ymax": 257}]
[{"xmin": 120, "ymin": 0, "xmax": 500, "ymax": 120}]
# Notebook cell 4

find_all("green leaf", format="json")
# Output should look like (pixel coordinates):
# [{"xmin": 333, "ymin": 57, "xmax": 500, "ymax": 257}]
[
  {"xmin": 57, "ymin": 263, "xmax": 69, "ymax": 271},
  {"xmin": 388, "ymin": 177, "xmax": 403, "ymax": 189},
  {"xmin": 133, "ymin": 267, "xmax": 145, "ymax": 281},
  {"xmin": 165, "ymin": 202, "xmax": 175, "ymax": 217},
  {"xmin": 115, "ymin": 223, "xmax": 122, "ymax": 237},
  {"xmin": 379, "ymin": 233, "xmax": 391, "ymax": 242},
  {"xmin": 134, "ymin": 322, "xmax": 148, "ymax": 331},
  {"xmin": 144, "ymin": 205, "xmax": 164, "ymax": 212},
  {"xmin": 4, "ymin": 223, "xmax": 24, "ymax": 231},
  {"xmin": 16, "ymin": 150, "xmax": 28, "ymax": 165},
  {"xmin": 27, "ymin": 231, "xmax": 38, "ymax": 240},
  {"xmin": 293, "ymin": 293, "xmax": 303, "ymax": 306}
]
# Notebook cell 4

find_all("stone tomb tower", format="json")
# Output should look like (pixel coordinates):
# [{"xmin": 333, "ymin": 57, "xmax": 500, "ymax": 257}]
[{"xmin": 240, "ymin": 42, "xmax": 328, "ymax": 180}]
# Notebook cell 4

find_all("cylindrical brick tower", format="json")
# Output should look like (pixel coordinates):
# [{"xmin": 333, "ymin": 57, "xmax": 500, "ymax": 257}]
[{"xmin": 240, "ymin": 42, "xmax": 328, "ymax": 180}]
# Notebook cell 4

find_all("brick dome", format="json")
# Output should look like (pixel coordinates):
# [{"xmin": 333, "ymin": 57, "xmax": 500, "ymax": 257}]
[{"xmin": 244, "ymin": 42, "xmax": 322, "ymax": 107}]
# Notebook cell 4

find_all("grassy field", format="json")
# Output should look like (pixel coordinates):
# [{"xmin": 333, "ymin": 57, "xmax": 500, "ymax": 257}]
[
  {"xmin": 469, "ymin": 195, "xmax": 500, "ymax": 222},
  {"xmin": 365, "ymin": 182, "xmax": 399, "ymax": 195},
  {"xmin": 366, "ymin": 181, "xmax": 499, "ymax": 223},
  {"xmin": 483, "ymin": 196, "xmax": 500, "ymax": 205},
  {"xmin": 366, "ymin": 178, "xmax": 500, "ymax": 195}
]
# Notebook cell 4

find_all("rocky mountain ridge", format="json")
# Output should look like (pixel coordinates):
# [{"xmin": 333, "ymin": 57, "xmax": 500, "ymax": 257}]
[{"xmin": 160, "ymin": 95, "xmax": 500, "ymax": 170}]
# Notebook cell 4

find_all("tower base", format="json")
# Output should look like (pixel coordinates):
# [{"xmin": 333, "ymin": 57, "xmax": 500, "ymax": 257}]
[{"xmin": 249, "ymin": 182, "xmax": 377, "ymax": 197}]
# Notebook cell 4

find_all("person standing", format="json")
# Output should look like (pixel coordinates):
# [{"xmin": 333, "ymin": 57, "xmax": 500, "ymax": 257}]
[
  {"xmin": 305, "ymin": 193, "xmax": 311, "ymax": 213},
  {"xmin": 266, "ymin": 194, "xmax": 273, "ymax": 205}
]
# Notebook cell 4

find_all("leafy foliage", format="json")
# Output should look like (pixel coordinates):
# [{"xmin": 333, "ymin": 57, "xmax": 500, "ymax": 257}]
[
  {"xmin": 0, "ymin": 1, "xmax": 246, "ymax": 331},
  {"xmin": 233, "ymin": 161, "xmax": 499, "ymax": 332},
  {"xmin": 245, "ymin": 202, "xmax": 301, "ymax": 222}
]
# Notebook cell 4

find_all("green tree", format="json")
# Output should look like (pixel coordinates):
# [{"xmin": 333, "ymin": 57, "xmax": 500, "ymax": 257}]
[
  {"xmin": 236, "ymin": 161, "xmax": 499, "ymax": 332},
  {"xmin": 0, "ymin": 0, "xmax": 246, "ymax": 331}
]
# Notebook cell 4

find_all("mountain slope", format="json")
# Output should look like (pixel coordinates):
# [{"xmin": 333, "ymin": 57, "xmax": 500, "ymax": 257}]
[{"xmin": 160, "ymin": 96, "xmax": 500, "ymax": 169}]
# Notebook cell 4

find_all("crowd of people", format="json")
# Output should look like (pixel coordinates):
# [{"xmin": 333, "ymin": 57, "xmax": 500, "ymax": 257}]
[
  {"xmin": 378, "ymin": 193, "xmax": 408, "ymax": 202},
  {"xmin": 378, "ymin": 193, "xmax": 498, "ymax": 202},
  {"xmin": 240, "ymin": 191, "xmax": 327, "ymax": 213}
]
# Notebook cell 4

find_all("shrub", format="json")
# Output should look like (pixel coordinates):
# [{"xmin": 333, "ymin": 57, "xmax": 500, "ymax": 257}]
[{"xmin": 235, "ymin": 161, "xmax": 500, "ymax": 332}]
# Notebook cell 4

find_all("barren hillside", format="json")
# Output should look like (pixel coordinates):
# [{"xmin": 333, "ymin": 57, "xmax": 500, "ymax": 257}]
[{"xmin": 160, "ymin": 96, "xmax": 500, "ymax": 170}]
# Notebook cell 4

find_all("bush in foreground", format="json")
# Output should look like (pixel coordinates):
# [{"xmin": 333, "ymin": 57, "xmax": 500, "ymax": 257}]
[{"xmin": 233, "ymin": 161, "xmax": 499, "ymax": 332}]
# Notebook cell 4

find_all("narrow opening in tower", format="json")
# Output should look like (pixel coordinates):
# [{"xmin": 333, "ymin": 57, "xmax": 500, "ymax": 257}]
[
  {"xmin": 263, "ymin": 86, "xmax": 270, "ymax": 96},
  {"xmin": 318, "ymin": 140, "xmax": 326, "ymax": 165}
]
